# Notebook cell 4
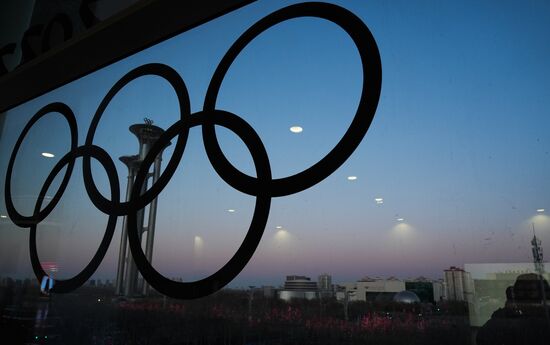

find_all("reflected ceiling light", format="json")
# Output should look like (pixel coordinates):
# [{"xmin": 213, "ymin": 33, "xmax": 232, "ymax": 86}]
[
  {"xmin": 276, "ymin": 229, "xmax": 289, "ymax": 237},
  {"xmin": 397, "ymin": 218, "xmax": 404, "ymax": 222},
  {"xmin": 537, "ymin": 209, "xmax": 545, "ymax": 213},
  {"xmin": 227, "ymin": 209, "xmax": 236, "ymax": 213},
  {"xmin": 276, "ymin": 225, "xmax": 283, "ymax": 229},
  {"xmin": 194, "ymin": 236, "xmax": 204, "ymax": 250},
  {"xmin": 289, "ymin": 126, "xmax": 303, "ymax": 133},
  {"xmin": 41, "ymin": 152, "xmax": 55, "ymax": 158},
  {"xmin": 0, "ymin": 215, "xmax": 7, "ymax": 218},
  {"xmin": 375, "ymin": 198, "xmax": 383, "ymax": 204},
  {"xmin": 347, "ymin": 176, "xmax": 357, "ymax": 181}
]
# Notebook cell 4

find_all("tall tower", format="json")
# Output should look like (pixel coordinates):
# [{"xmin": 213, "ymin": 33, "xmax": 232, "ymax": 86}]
[
  {"xmin": 532, "ymin": 224, "xmax": 545, "ymax": 275},
  {"xmin": 115, "ymin": 119, "xmax": 169, "ymax": 297}
]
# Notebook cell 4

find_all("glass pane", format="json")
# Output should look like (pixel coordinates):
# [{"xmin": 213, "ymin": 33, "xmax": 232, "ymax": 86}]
[{"xmin": 1, "ymin": 0, "xmax": 549, "ymax": 344}]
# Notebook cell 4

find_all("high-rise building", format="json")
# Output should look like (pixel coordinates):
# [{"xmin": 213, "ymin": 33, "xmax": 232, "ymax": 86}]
[
  {"xmin": 444, "ymin": 266, "xmax": 474, "ymax": 302},
  {"xmin": 318, "ymin": 273, "xmax": 334, "ymax": 298},
  {"xmin": 318, "ymin": 273, "xmax": 332, "ymax": 290}
]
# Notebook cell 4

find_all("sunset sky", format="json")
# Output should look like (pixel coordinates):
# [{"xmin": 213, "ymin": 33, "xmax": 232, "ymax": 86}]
[{"xmin": 1, "ymin": 0, "xmax": 550, "ymax": 288}]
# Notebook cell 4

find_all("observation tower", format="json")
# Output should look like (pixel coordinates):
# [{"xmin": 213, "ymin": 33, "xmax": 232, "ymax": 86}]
[{"xmin": 115, "ymin": 118, "xmax": 169, "ymax": 297}]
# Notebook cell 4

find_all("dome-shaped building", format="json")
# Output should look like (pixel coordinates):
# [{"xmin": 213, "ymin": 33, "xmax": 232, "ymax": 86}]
[{"xmin": 393, "ymin": 290, "xmax": 421, "ymax": 304}]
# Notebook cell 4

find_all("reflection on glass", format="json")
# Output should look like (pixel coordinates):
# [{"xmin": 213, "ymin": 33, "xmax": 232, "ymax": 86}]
[{"xmin": 1, "ymin": 0, "xmax": 550, "ymax": 344}]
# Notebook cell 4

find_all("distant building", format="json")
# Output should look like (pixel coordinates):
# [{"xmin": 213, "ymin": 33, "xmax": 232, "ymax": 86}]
[
  {"xmin": 432, "ymin": 280, "xmax": 444, "ymax": 301},
  {"xmin": 318, "ymin": 273, "xmax": 333, "ymax": 298},
  {"xmin": 278, "ymin": 275, "xmax": 318, "ymax": 301},
  {"xmin": 403, "ymin": 277, "xmax": 444, "ymax": 303},
  {"xmin": 444, "ymin": 266, "xmax": 474, "ymax": 302},
  {"xmin": 338, "ymin": 276, "xmax": 406, "ymax": 302},
  {"xmin": 318, "ymin": 273, "xmax": 332, "ymax": 291},
  {"xmin": 262, "ymin": 285, "xmax": 275, "ymax": 298},
  {"xmin": 283, "ymin": 275, "xmax": 318, "ymax": 290},
  {"xmin": 405, "ymin": 281, "xmax": 433, "ymax": 302}
]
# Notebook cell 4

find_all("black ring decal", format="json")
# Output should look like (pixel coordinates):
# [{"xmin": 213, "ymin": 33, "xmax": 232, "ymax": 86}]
[
  {"xmin": 127, "ymin": 111, "xmax": 271, "ymax": 299},
  {"xmin": 5, "ymin": 102, "xmax": 78, "ymax": 228},
  {"xmin": 203, "ymin": 2, "xmax": 382, "ymax": 197},
  {"xmin": 30, "ymin": 145, "xmax": 119, "ymax": 293},
  {"xmin": 4, "ymin": 2, "xmax": 382, "ymax": 299},
  {"xmin": 82, "ymin": 63, "xmax": 191, "ymax": 216}
]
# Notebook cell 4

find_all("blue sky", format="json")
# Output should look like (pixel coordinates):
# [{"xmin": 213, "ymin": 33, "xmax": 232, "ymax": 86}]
[{"xmin": 1, "ymin": 0, "xmax": 550, "ymax": 287}]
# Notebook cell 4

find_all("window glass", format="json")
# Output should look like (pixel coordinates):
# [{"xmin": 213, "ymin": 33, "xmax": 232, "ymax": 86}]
[{"xmin": 1, "ymin": 1, "xmax": 549, "ymax": 344}]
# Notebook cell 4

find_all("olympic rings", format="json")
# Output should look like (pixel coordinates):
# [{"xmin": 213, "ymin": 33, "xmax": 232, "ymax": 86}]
[
  {"xmin": 4, "ymin": 2, "xmax": 382, "ymax": 299},
  {"xmin": 30, "ymin": 145, "xmax": 119, "ymax": 293},
  {"xmin": 5, "ymin": 102, "xmax": 78, "ymax": 228},
  {"xmin": 83, "ymin": 63, "xmax": 191, "ymax": 216},
  {"xmin": 127, "ymin": 111, "xmax": 271, "ymax": 299},
  {"xmin": 203, "ymin": 2, "xmax": 382, "ymax": 197}
]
